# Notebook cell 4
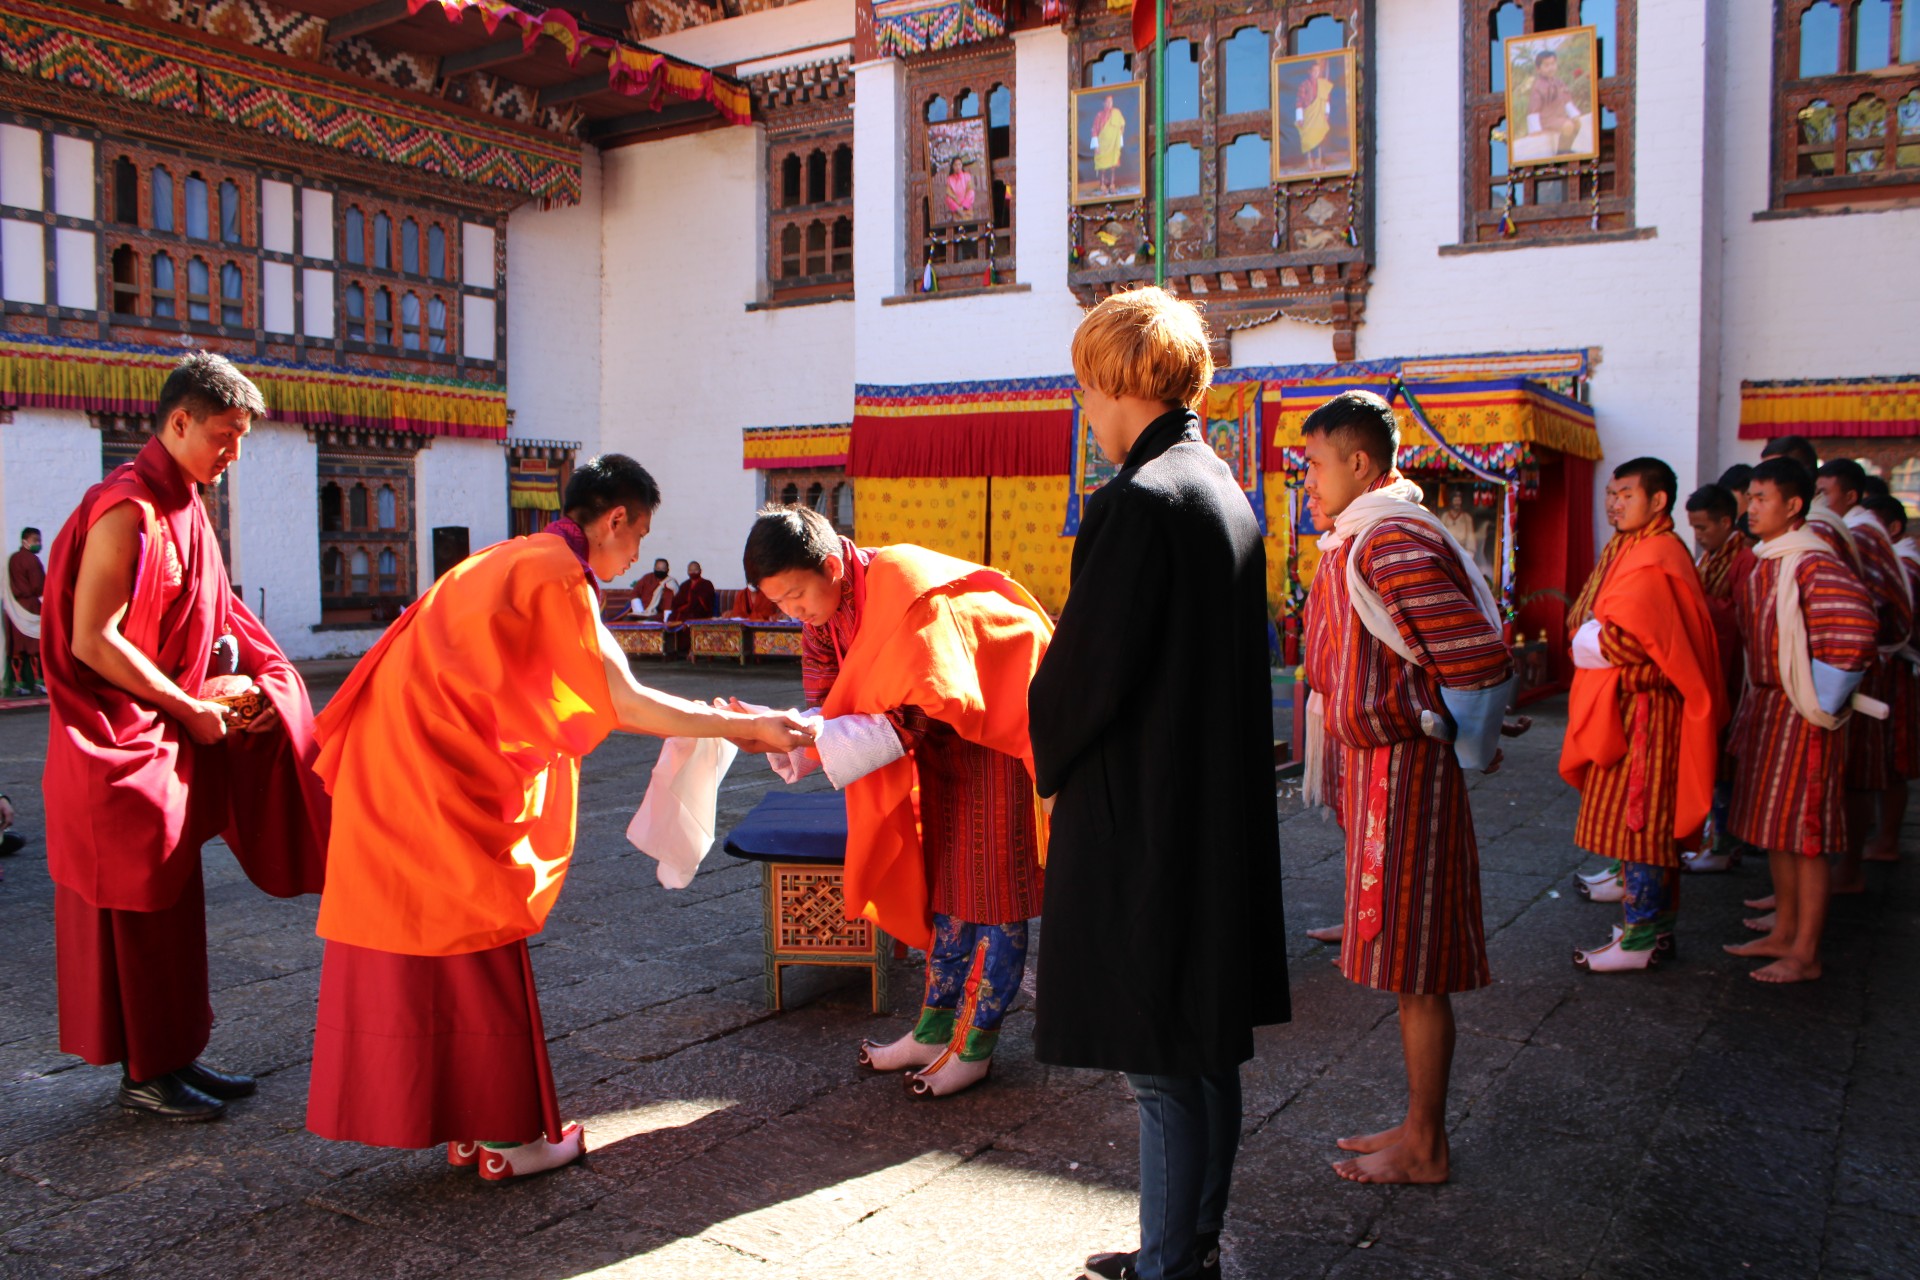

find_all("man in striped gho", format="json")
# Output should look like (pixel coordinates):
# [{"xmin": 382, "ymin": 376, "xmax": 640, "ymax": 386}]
[
  {"xmin": 1813, "ymin": 458, "xmax": 1914, "ymax": 895},
  {"xmin": 1723, "ymin": 458, "xmax": 1878, "ymax": 984},
  {"xmin": 1301, "ymin": 390, "xmax": 1513, "ymax": 1185},
  {"xmin": 1680, "ymin": 482, "xmax": 1758, "ymax": 875},
  {"xmin": 1862, "ymin": 492, "xmax": 1919, "ymax": 866},
  {"xmin": 1559, "ymin": 459, "xmax": 1724, "ymax": 973}
]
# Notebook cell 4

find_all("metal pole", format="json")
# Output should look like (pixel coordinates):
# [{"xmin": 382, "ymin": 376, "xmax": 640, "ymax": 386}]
[{"xmin": 1152, "ymin": 0, "xmax": 1167, "ymax": 288}]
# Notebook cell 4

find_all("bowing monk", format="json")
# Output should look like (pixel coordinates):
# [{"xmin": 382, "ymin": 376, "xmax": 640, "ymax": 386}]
[
  {"xmin": 306, "ymin": 455, "xmax": 813, "ymax": 1180},
  {"xmin": 1560, "ymin": 459, "xmax": 1724, "ymax": 972},
  {"xmin": 1724, "ymin": 459, "xmax": 1878, "ymax": 983},
  {"xmin": 741, "ymin": 503, "xmax": 1050, "ymax": 1098},
  {"xmin": 1302, "ymin": 390, "xmax": 1513, "ymax": 1185},
  {"xmin": 43, "ymin": 352, "xmax": 329, "ymax": 1121}
]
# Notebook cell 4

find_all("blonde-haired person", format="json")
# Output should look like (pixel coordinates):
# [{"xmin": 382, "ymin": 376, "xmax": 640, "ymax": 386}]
[{"xmin": 1031, "ymin": 288, "xmax": 1289, "ymax": 1280}]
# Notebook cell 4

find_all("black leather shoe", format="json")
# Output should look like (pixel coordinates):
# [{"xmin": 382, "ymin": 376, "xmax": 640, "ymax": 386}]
[
  {"xmin": 1083, "ymin": 1253, "xmax": 1138, "ymax": 1280},
  {"xmin": 175, "ymin": 1060, "xmax": 256, "ymax": 1100},
  {"xmin": 117, "ymin": 1072, "xmax": 226, "ymax": 1122},
  {"xmin": 0, "ymin": 831, "xmax": 25, "ymax": 856}
]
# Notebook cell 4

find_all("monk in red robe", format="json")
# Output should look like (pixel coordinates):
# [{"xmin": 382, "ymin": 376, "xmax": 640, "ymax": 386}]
[
  {"xmin": 672, "ymin": 560, "xmax": 718, "ymax": 620},
  {"xmin": 1302, "ymin": 391, "xmax": 1513, "ymax": 1184},
  {"xmin": 305, "ymin": 455, "xmax": 811, "ymax": 1180},
  {"xmin": 631, "ymin": 557, "xmax": 676, "ymax": 619},
  {"xmin": 736, "ymin": 584, "xmax": 782, "ymax": 622},
  {"xmin": 1815, "ymin": 459, "xmax": 1913, "ymax": 892},
  {"xmin": 1724, "ymin": 459, "xmax": 1878, "ymax": 983},
  {"xmin": 1559, "ymin": 459, "xmax": 1724, "ymax": 972},
  {"xmin": 6, "ymin": 527, "xmax": 45, "ymax": 694},
  {"xmin": 42, "ymin": 352, "xmax": 329, "ymax": 1121},
  {"xmin": 739, "ymin": 504, "xmax": 1049, "ymax": 1098},
  {"xmin": 1681, "ymin": 482, "xmax": 1758, "ymax": 874}
]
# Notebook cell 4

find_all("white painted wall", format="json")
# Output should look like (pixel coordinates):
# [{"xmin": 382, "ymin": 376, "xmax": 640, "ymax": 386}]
[
  {"xmin": 1713, "ymin": 0, "xmax": 1920, "ymax": 470},
  {"xmin": 598, "ymin": 127, "xmax": 853, "ymax": 588},
  {"xmin": 507, "ymin": 146, "xmax": 606, "ymax": 456},
  {"xmin": 226, "ymin": 420, "xmax": 327, "ymax": 653},
  {"xmin": 417, "ymin": 434, "xmax": 509, "ymax": 570},
  {"xmin": 0, "ymin": 410, "xmax": 102, "ymax": 556}
]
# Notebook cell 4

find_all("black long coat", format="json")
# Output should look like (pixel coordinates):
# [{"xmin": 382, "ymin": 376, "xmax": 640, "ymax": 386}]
[{"xmin": 1029, "ymin": 409, "xmax": 1289, "ymax": 1075}]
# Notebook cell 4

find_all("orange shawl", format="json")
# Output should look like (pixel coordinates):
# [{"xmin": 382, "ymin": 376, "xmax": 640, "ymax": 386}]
[
  {"xmin": 820, "ymin": 546, "xmax": 1052, "ymax": 950},
  {"xmin": 1560, "ymin": 529, "xmax": 1725, "ymax": 839},
  {"xmin": 311, "ymin": 534, "xmax": 618, "ymax": 956}
]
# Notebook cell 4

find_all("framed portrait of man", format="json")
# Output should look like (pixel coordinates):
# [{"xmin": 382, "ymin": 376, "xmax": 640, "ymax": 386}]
[
  {"xmin": 928, "ymin": 118, "xmax": 990, "ymax": 228},
  {"xmin": 1271, "ymin": 49, "xmax": 1358, "ymax": 182},
  {"xmin": 1503, "ymin": 27, "xmax": 1599, "ymax": 166},
  {"xmin": 1070, "ymin": 82, "xmax": 1145, "ymax": 206}
]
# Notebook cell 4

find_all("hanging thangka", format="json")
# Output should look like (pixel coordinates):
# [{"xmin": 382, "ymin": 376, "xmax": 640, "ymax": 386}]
[
  {"xmin": 1203, "ymin": 381, "xmax": 1266, "ymax": 534},
  {"xmin": 1061, "ymin": 391, "xmax": 1120, "ymax": 535}
]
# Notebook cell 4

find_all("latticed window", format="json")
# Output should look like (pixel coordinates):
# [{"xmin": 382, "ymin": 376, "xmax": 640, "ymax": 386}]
[
  {"xmin": 907, "ymin": 45, "xmax": 1015, "ymax": 291},
  {"xmin": 767, "ymin": 137, "xmax": 854, "ymax": 298},
  {"xmin": 1773, "ymin": 0, "xmax": 1920, "ymax": 208},
  {"xmin": 1462, "ymin": 0, "xmax": 1637, "ymax": 243}
]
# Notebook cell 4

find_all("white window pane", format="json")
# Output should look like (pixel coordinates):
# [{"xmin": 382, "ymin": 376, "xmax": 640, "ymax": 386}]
[
  {"xmin": 1, "ymin": 220, "xmax": 45, "ymax": 302},
  {"xmin": 462, "ymin": 294, "xmax": 495, "ymax": 360},
  {"xmin": 301, "ymin": 189, "xmax": 334, "ymax": 260},
  {"xmin": 262, "ymin": 180, "xmax": 295, "ymax": 254},
  {"xmin": 263, "ymin": 260, "xmax": 294, "ymax": 334},
  {"xmin": 0, "ymin": 125, "xmax": 43, "ymax": 211},
  {"xmin": 302, "ymin": 267, "xmax": 334, "ymax": 339},
  {"xmin": 52, "ymin": 136, "xmax": 94, "ymax": 219},
  {"xmin": 461, "ymin": 222, "xmax": 494, "ymax": 289},
  {"xmin": 55, "ymin": 228, "xmax": 95, "ymax": 309}
]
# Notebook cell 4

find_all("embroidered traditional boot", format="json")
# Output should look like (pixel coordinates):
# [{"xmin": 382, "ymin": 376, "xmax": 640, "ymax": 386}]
[
  {"xmin": 910, "ymin": 1027, "xmax": 997, "ymax": 1098},
  {"xmin": 476, "ymin": 1123, "xmax": 585, "ymax": 1182},
  {"xmin": 859, "ymin": 1007, "xmax": 953, "ymax": 1072}
]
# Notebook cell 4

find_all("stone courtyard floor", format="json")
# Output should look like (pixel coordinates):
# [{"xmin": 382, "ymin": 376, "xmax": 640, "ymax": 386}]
[{"xmin": 2, "ymin": 665, "xmax": 1917, "ymax": 1279}]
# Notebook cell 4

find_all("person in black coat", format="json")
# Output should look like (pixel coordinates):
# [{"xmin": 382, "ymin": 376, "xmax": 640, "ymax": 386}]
[{"xmin": 1030, "ymin": 288, "xmax": 1289, "ymax": 1280}]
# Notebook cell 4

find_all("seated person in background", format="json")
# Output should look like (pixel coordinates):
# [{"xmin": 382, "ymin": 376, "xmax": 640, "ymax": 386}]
[
  {"xmin": 737, "ymin": 583, "xmax": 783, "ymax": 622},
  {"xmin": 632, "ymin": 557, "xmax": 676, "ymax": 618},
  {"xmin": 673, "ymin": 562, "xmax": 718, "ymax": 620}
]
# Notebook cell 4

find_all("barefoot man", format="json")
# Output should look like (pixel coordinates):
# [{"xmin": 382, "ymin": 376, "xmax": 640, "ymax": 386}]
[
  {"xmin": 1723, "ymin": 459, "xmax": 1877, "ymax": 984},
  {"xmin": 1560, "ymin": 459, "xmax": 1724, "ymax": 972},
  {"xmin": 1301, "ymin": 390, "xmax": 1514, "ymax": 1184},
  {"xmin": 305, "ymin": 455, "xmax": 814, "ymax": 1178}
]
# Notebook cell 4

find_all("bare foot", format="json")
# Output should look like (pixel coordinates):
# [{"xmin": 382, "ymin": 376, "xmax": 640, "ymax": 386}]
[
  {"xmin": 1744, "ymin": 894, "xmax": 1776, "ymax": 911},
  {"xmin": 1335, "ymin": 1123, "xmax": 1403, "ymax": 1154},
  {"xmin": 1306, "ymin": 925, "xmax": 1345, "ymax": 944},
  {"xmin": 1744, "ymin": 913, "xmax": 1777, "ymax": 933},
  {"xmin": 1751, "ymin": 957, "xmax": 1822, "ymax": 984},
  {"xmin": 1723, "ymin": 938, "xmax": 1791, "ymax": 958},
  {"xmin": 1332, "ymin": 1139, "xmax": 1449, "ymax": 1185}
]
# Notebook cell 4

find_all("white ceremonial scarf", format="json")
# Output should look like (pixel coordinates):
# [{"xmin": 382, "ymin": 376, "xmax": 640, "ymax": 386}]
[
  {"xmin": 1752, "ymin": 526, "xmax": 1884, "ymax": 729},
  {"xmin": 1807, "ymin": 497, "xmax": 1860, "ymax": 570},
  {"xmin": 1301, "ymin": 475, "xmax": 1503, "ymax": 810},
  {"xmin": 638, "ymin": 576, "xmax": 678, "ymax": 616},
  {"xmin": 1843, "ymin": 506, "xmax": 1913, "ymax": 656},
  {"xmin": 627, "ymin": 736, "xmax": 739, "ymax": 888},
  {"xmin": 1, "ymin": 569, "xmax": 40, "ymax": 641}
]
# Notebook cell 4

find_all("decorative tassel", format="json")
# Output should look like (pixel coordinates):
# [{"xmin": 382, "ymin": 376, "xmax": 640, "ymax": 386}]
[
  {"xmin": 1139, "ymin": 234, "xmax": 1155, "ymax": 261},
  {"xmin": 1344, "ymin": 216, "xmax": 1359, "ymax": 247},
  {"xmin": 1590, "ymin": 158, "xmax": 1601, "ymax": 230},
  {"xmin": 922, "ymin": 253, "xmax": 936, "ymax": 293},
  {"xmin": 1499, "ymin": 178, "xmax": 1517, "ymax": 238}
]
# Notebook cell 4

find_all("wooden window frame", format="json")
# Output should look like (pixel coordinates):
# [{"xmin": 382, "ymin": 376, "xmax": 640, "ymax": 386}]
[
  {"xmin": 317, "ymin": 445, "xmax": 417, "ymax": 625},
  {"xmin": 906, "ymin": 43, "xmax": 1016, "ymax": 292},
  {"xmin": 767, "ymin": 132, "xmax": 856, "ymax": 300},
  {"xmin": 1460, "ymin": 0, "xmax": 1638, "ymax": 244},
  {"xmin": 1771, "ymin": 0, "xmax": 1920, "ymax": 210}
]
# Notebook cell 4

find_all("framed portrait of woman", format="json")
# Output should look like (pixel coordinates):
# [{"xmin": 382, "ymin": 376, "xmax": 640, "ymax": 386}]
[
  {"xmin": 1070, "ymin": 81, "xmax": 1145, "ymax": 205},
  {"xmin": 928, "ymin": 118, "xmax": 990, "ymax": 227},
  {"xmin": 1271, "ymin": 49, "xmax": 1358, "ymax": 182},
  {"xmin": 1503, "ymin": 27, "xmax": 1599, "ymax": 166}
]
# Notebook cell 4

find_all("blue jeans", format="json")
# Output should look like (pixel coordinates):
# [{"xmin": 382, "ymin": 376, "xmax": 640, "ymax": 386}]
[{"xmin": 1125, "ymin": 1069, "xmax": 1242, "ymax": 1280}]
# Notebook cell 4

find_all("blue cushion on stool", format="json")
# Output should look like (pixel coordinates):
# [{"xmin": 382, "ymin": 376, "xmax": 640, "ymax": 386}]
[{"xmin": 722, "ymin": 790, "xmax": 849, "ymax": 864}]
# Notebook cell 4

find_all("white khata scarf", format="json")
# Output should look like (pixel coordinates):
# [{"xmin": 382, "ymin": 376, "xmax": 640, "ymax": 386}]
[{"xmin": 1753, "ymin": 527, "xmax": 1884, "ymax": 729}]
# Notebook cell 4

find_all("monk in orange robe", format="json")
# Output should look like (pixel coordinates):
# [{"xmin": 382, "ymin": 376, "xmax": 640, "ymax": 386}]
[
  {"xmin": 1560, "ymin": 459, "xmax": 1724, "ymax": 972},
  {"xmin": 305, "ymin": 455, "xmax": 813, "ymax": 1181},
  {"xmin": 42, "ymin": 353, "xmax": 329, "ymax": 1121}
]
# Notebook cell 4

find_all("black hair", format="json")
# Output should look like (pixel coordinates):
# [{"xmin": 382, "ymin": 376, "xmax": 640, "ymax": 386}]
[
  {"xmin": 155, "ymin": 351, "xmax": 265, "ymax": 430},
  {"xmin": 563, "ymin": 453, "xmax": 661, "ymax": 523},
  {"xmin": 1761, "ymin": 434, "xmax": 1818, "ymax": 473},
  {"xmin": 743, "ymin": 505, "xmax": 840, "ymax": 587},
  {"xmin": 1716, "ymin": 463, "xmax": 1753, "ymax": 493},
  {"xmin": 1300, "ymin": 390, "xmax": 1399, "ymax": 476},
  {"xmin": 1864, "ymin": 494, "xmax": 1909, "ymax": 535},
  {"xmin": 19, "ymin": 527, "xmax": 39, "ymax": 540},
  {"xmin": 1815, "ymin": 457, "xmax": 1869, "ymax": 501},
  {"xmin": 1861, "ymin": 473, "xmax": 1891, "ymax": 501},
  {"xmin": 1612, "ymin": 456, "xmax": 1678, "ymax": 514},
  {"xmin": 1684, "ymin": 483, "xmax": 1737, "ymax": 521},
  {"xmin": 1751, "ymin": 456, "xmax": 1814, "ymax": 521}
]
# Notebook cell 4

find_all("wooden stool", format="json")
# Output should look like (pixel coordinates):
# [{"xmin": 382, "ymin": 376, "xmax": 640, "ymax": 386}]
[{"xmin": 723, "ymin": 791, "xmax": 889, "ymax": 1013}]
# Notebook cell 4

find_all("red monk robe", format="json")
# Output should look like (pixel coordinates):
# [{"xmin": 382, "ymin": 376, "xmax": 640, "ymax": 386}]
[
  {"xmin": 306, "ymin": 522, "xmax": 617, "ymax": 1150},
  {"xmin": 1303, "ymin": 508, "xmax": 1512, "ymax": 996},
  {"xmin": 7, "ymin": 544, "xmax": 45, "ymax": 689},
  {"xmin": 673, "ymin": 573, "xmax": 718, "ymax": 620},
  {"xmin": 42, "ymin": 437, "xmax": 328, "ymax": 1081},
  {"xmin": 1561, "ymin": 517, "xmax": 1725, "ymax": 867}
]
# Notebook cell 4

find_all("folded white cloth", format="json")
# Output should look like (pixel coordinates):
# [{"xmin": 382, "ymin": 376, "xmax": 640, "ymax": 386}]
[
  {"xmin": 1570, "ymin": 618, "xmax": 1609, "ymax": 670},
  {"xmin": 626, "ymin": 736, "xmax": 739, "ymax": 889},
  {"xmin": 816, "ymin": 712, "xmax": 906, "ymax": 789}
]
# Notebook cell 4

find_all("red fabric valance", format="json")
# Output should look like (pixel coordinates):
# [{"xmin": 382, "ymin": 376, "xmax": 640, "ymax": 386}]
[{"xmin": 849, "ymin": 410, "xmax": 1073, "ymax": 479}]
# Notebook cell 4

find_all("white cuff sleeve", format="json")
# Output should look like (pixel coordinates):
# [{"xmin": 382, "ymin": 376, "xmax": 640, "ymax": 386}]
[
  {"xmin": 1813, "ymin": 660, "xmax": 1866, "ymax": 717},
  {"xmin": 816, "ymin": 713, "xmax": 907, "ymax": 789},
  {"xmin": 1571, "ymin": 619, "xmax": 1610, "ymax": 670},
  {"xmin": 1527, "ymin": 112, "xmax": 1542, "ymax": 134}
]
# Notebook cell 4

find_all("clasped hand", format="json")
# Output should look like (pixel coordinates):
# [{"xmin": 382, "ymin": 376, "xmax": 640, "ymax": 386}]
[{"xmin": 714, "ymin": 697, "xmax": 816, "ymax": 754}]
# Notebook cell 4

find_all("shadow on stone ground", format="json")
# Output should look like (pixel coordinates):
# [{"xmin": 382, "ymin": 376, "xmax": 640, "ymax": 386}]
[{"xmin": 2, "ymin": 668, "xmax": 1916, "ymax": 1278}]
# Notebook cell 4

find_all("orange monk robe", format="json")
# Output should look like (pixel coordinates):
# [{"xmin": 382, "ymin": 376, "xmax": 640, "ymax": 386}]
[
  {"xmin": 311, "ymin": 535, "xmax": 617, "ymax": 957},
  {"xmin": 819, "ymin": 547, "xmax": 1052, "ymax": 950},
  {"xmin": 1561, "ymin": 531, "xmax": 1726, "ymax": 852}
]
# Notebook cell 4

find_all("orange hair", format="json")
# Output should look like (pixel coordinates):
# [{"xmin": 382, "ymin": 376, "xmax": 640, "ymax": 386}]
[{"xmin": 1070, "ymin": 286, "xmax": 1214, "ymax": 410}]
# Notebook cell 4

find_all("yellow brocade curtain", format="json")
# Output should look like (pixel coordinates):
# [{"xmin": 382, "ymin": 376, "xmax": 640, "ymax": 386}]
[
  {"xmin": 990, "ymin": 476, "xmax": 1074, "ymax": 615},
  {"xmin": 854, "ymin": 477, "xmax": 988, "ymax": 565}
]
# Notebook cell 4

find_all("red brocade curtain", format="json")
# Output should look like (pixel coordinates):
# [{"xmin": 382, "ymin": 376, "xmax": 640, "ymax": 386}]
[
  {"xmin": 849, "ymin": 409, "xmax": 1073, "ymax": 479},
  {"xmin": 1514, "ymin": 450, "xmax": 1593, "ymax": 694}
]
